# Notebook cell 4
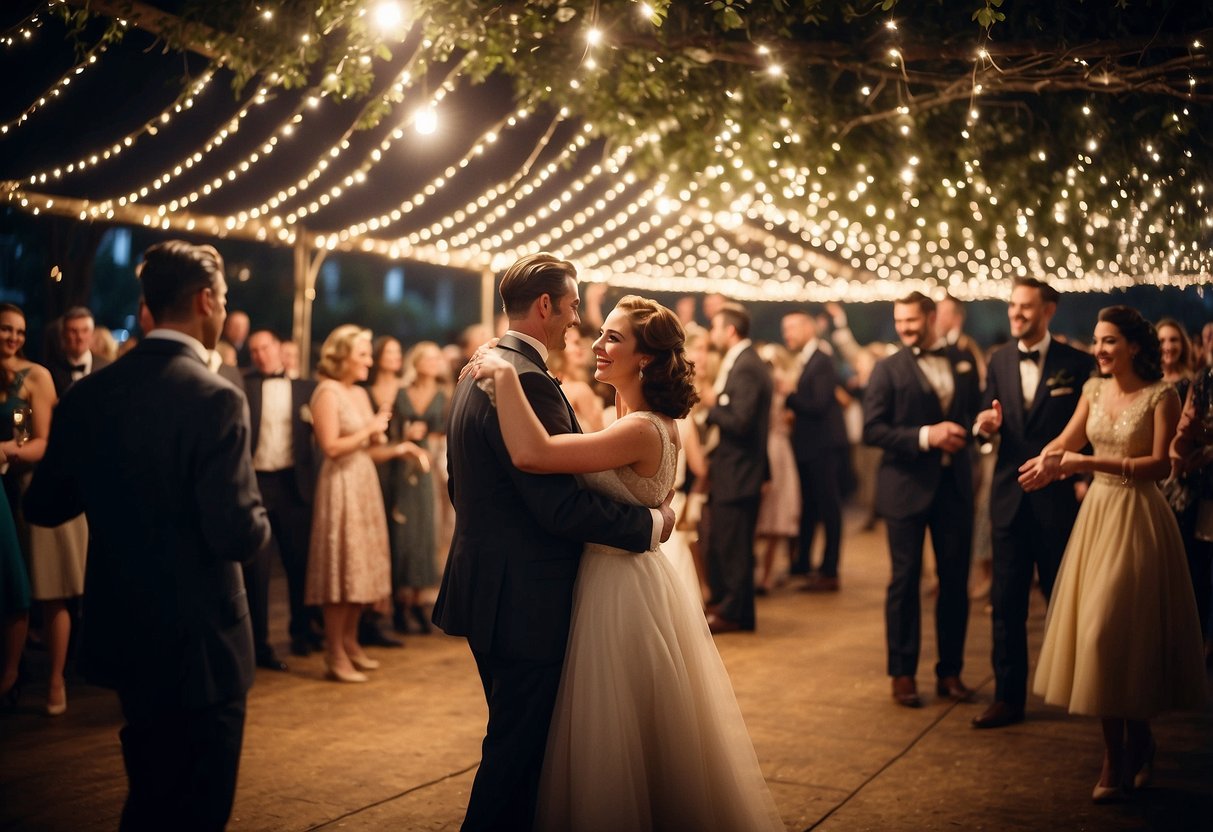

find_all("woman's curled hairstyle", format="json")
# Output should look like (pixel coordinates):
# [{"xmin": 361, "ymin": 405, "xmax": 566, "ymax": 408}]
[
  {"xmin": 1097, "ymin": 305, "xmax": 1162, "ymax": 382},
  {"xmin": 615, "ymin": 295, "xmax": 699, "ymax": 419}
]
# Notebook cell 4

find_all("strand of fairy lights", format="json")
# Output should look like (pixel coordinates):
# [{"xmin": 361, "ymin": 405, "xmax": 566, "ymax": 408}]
[
  {"xmin": 453, "ymin": 142, "xmax": 639, "ymax": 256},
  {"xmin": 24, "ymin": 70, "xmax": 217, "ymax": 185},
  {"xmin": 338, "ymin": 105, "xmax": 553, "ymax": 241},
  {"xmin": 1, "ymin": 1, "xmax": 53, "ymax": 48},
  {"xmin": 1, "ymin": 39, "xmax": 107, "ymax": 135},
  {"xmin": 250, "ymin": 53, "xmax": 472, "ymax": 231},
  {"xmin": 433, "ymin": 133, "xmax": 638, "ymax": 253},
  {"xmin": 84, "ymin": 81, "xmax": 277, "ymax": 215}
]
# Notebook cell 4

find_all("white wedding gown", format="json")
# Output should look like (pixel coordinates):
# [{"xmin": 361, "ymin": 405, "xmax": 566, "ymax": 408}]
[{"xmin": 535, "ymin": 412, "xmax": 783, "ymax": 832}]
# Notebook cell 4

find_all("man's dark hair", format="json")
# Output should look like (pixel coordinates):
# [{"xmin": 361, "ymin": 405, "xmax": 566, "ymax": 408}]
[
  {"xmin": 248, "ymin": 328, "xmax": 282, "ymax": 343},
  {"xmin": 715, "ymin": 302, "xmax": 751, "ymax": 339},
  {"xmin": 498, "ymin": 253, "xmax": 576, "ymax": 318},
  {"xmin": 895, "ymin": 290, "xmax": 936, "ymax": 315},
  {"xmin": 1013, "ymin": 277, "xmax": 1060, "ymax": 306},
  {"xmin": 137, "ymin": 241, "xmax": 224, "ymax": 322},
  {"xmin": 62, "ymin": 306, "xmax": 94, "ymax": 325}
]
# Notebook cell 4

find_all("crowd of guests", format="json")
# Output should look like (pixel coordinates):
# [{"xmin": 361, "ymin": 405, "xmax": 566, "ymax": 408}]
[{"xmin": 1, "ymin": 257, "xmax": 1211, "ymax": 813}]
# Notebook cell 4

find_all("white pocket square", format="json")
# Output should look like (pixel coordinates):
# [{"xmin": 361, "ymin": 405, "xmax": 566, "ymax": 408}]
[{"xmin": 1049, "ymin": 387, "xmax": 1073, "ymax": 397}]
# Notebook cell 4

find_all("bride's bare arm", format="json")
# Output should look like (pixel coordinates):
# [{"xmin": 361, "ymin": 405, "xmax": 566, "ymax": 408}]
[
  {"xmin": 1055, "ymin": 387, "xmax": 1178, "ymax": 481},
  {"xmin": 482, "ymin": 355, "xmax": 660, "ymax": 475}
]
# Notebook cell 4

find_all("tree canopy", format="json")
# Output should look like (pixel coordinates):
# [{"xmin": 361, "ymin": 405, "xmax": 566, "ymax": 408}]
[{"xmin": 14, "ymin": 0, "xmax": 1213, "ymax": 299}]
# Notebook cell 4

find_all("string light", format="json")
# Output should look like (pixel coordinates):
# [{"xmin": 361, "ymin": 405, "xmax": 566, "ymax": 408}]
[{"xmin": 1, "ymin": 40, "xmax": 107, "ymax": 135}]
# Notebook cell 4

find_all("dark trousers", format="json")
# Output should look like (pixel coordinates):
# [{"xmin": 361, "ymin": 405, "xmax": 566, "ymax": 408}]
[
  {"xmin": 794, "ymin": 453, "xmax": 843, "ymax": 577},
  {"xmin": 707, "ymin": 495, "xmax": 761, "ymax": 630},
  {"xmin": 249, "ymin": 470, "xmax": 313, "ymax": 644},
  {"xmin": 462, "ymin": 649, "xmax": 564, "ymax": 832},
  {"xmin": 884, "ymin": 470, "xmax": 972, "ymax": 679},
  {"xmin": 989, "ymin": 496, "xmax": 1071, "ymax": 707},
  {"xmin": 116, "ymin": 692, "xmax": 247, "ymax": 832}
]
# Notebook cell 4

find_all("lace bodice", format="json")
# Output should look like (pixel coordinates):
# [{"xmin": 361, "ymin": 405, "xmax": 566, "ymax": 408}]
[
  {"xmin": 580, "ymin": 412, "xmax": 677, "ymax": 510},
  {"xmin": 1084, "ymin": 377, "xmax": 1171, "ymax": 465}
]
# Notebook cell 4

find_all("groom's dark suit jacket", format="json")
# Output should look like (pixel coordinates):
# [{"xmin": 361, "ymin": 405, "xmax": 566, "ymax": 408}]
[
  {"xmin": 25, "ymin": 338, "xmax": 271, "ymax": 707},
  {"xmin": 433, "ymin": 334, "xmax": 653, "ymax": 663},
  {"xmin": 983, "ymin": 339, "xmax": 1095, "ymax": 526}
]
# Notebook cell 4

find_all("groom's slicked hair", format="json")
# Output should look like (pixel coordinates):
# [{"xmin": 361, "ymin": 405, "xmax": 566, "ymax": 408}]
[{"xmin": 499, "ymin": 253, "xmax": 577, "ymax": 318}]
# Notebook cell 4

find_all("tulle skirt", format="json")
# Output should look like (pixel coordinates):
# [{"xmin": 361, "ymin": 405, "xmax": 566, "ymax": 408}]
[{"xmin": 536, "ymin": 542, "xmax": 783, "ymax": 832}]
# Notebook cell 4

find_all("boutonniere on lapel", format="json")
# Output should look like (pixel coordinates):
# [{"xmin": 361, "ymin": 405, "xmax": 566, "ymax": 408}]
[
  {"xmin": 299, "ymin": 404, "xmax": 313, "ymax": 424},
  {"xmin": 1045, "ymin": 370, "xmax": 1075, "ymax": 389},
  {"xmin": 955, "ymin": 360, "xmax": 973, "ymax": 375}
]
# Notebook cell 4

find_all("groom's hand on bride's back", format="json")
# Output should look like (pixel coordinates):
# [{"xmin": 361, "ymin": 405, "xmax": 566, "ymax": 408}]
[{"xmin": 658, "ymin": 490, "xmax": 676, "ymax": 544}]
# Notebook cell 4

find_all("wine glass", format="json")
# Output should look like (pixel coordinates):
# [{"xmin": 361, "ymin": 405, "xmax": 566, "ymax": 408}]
[{"xmin": 11, "ymin": 407, "xmax": 31, "ymax": 446}]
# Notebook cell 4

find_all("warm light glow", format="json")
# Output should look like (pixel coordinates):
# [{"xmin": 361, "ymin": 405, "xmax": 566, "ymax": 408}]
[
  {"xmin": 414, "ymin": 104, "xmax": 437, "ymax": 135},
  {"xmin": 371, "ymin": 1, "xmax": 405, "ymax": 32}
]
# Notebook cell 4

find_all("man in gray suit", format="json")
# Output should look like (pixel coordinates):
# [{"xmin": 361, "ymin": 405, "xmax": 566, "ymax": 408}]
[{"xmin": 27, "ymin": 241, "xmax": 270, "ymax": 831}]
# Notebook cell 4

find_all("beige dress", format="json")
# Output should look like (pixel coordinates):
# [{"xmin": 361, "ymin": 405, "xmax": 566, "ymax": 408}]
[
  {"xmin": 1033, "ymin": 378, "xmax": 1207, "ymax": 719},
  {"xmin": 305, "ymin": 380, "xmax": 392, "ymax": 605}
]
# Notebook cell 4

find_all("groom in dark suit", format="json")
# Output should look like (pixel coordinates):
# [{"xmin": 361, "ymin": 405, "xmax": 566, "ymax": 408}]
[
  {"xmin": 26, "ymin": 240, "xmax": 270, "ymax": 831},
  {"xmin": 863, "ymin": 291, "xmax": 981, "ymax": 708},
  {"xmin": 433, "ymin": 253, "xmax": 673, "ymax": 832},
  {"xmin": 970, "ymin": 278, "xmax": 1095, "ymax": 728}
]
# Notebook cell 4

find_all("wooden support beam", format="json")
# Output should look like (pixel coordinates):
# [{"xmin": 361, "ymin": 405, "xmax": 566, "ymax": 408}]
[{"xmin": 65, "ymin": 0, "xmax": 225, "ymax": 60}]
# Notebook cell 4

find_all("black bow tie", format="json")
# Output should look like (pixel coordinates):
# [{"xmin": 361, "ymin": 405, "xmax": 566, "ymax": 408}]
[
  {"xmin": 914, "ymin": 347, "xmax": 946, "ymax": 358},
  {"xmin": 70, "ymin": 363, "xmax": 87, "ymax": 373},
  {"xmin": 264, "ymin": 370, "xmax": 287, "ymax": 379},
  {"xmin": 1019, "ymin": 350, "xmax": 1041, "ymax": 362}
]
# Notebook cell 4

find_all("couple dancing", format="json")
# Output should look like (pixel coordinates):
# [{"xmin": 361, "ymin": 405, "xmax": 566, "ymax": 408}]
[{"xmin": 433, "ymin": 253, "xmax": 782, "ymax": 831}]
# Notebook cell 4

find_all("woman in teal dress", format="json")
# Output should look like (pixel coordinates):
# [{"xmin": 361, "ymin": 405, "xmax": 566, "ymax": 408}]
[
  {"xmin": 1, "ymin": 303, "xmax": 50, "ymax": 706},
  {"xmin": 388, "ymin": 341, "xmax": 450, "ymax": 633}
]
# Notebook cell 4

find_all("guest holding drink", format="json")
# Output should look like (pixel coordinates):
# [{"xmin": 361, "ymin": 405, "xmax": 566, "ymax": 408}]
[
  {"xmin": 0, "ymin": 303, "xmax": 66, "ymax": 715},
  {"xmin": 306, "ymin": 325, "xmax": 426, "ymax": 682}
]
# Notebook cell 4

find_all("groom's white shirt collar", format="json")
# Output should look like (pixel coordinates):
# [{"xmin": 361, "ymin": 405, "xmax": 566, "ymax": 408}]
[{"xmin": 505, "ymin": 330, "xmax": 549, "ymax": 366}]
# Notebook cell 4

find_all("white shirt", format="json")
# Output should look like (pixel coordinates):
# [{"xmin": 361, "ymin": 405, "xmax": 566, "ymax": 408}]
[
  {"xmin": 796, "ymin": 338, "xmax": 820, "ymax": 373},
  {"xmin": 1018, "ymin": 331, "xmax": 1052, "ymax": 406},
  {"xmin": 146, "ymin": 329, "xmax": 210, "ymax": 364},
  {"xmin": 505, "ymin": 331, "xmax": 662, "ymax": 550},
  {"xmin": 916, "ymin": 339, "xmax": 955, "ymax": 452},
  {"xmin": 65, "ymin": 351, "xmax": 92, "ymax": 381},
  {"xmin": 713, "ymin": 338, "xmax": 752, "ymax": 406},
  {"xmin": 252, "ymin": 377, "xmax": 294, "ymax": 471}
]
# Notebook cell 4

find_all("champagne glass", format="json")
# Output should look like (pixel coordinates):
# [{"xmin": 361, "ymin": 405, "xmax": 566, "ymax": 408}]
[{"xmin": 11, "ymin": 406, "xmax": 31, "ymax": 446}]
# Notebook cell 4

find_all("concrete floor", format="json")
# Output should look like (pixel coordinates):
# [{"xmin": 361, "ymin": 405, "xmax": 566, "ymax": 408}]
[{"xmin": 2, "ymin": 518, "xmax": 1211, "ymax": 831}]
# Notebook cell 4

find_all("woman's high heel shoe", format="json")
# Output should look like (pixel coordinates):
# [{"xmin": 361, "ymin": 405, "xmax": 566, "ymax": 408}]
[
  {"xmin": 45, "ymin": 685, "xmax": 67, "ymax": 717},
  {"xmin": 349, "ymin": 653, "xmax": 380, "ymax": 671},
  {"xmin": 324, "ymin": 660, "xmax": 368, "ymax": 684},
  {"xmin": 411, "ymin": 604, "xmax": 432, "ymax": 635}
]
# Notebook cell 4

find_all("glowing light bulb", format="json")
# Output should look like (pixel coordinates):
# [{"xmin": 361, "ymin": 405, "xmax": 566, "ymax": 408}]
[
  {"xmin": 415, "ymin": 105, "xmax": 437, "ymax": 135},
  {"xmin": 372, "ymin": 1, "xmax": 405, "ymax": 32}
]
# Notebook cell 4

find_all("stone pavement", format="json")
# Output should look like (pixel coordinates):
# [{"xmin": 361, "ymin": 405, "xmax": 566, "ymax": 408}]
[{"xmin": 2, "ymin": 518, "xmax": 1210, "ymax": 830}]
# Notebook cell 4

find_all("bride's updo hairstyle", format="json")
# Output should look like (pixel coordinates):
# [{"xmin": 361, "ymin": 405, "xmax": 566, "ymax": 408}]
[
  {"xmin": 1097, "ymin": 305, "xmax": 1162, "ymax": 382},
  {"xmin": 615, "ymin": 295, "xmax": 700, "ymax": 419}
]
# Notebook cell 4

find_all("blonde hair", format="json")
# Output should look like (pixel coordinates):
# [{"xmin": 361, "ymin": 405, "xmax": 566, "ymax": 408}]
[
  {"xmin": 402, "ymin": 340, "xmax": 451, "ymax": 390},
  {"xmin": 316, "ymin": 324, "xmax": 371, "ymax": 380}
]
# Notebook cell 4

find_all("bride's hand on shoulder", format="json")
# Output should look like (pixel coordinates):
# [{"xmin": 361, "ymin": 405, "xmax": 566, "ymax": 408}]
[
  {"xmin": 458, "ymin": 338, "xmax": 500, "ymax": 382},
  {"xmin": 473, "ymin": 350, "xmax": 513, "ymax": 379}
]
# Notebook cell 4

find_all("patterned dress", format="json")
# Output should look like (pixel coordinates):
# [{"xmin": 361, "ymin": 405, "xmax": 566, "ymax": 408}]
[
  {"xmin": 305, "ymin": 380, "xmax": 391, "ymax": 604},
  {"xmin": 1033, "ymin": 378, "xmax": 1206, "ymax": 718}
]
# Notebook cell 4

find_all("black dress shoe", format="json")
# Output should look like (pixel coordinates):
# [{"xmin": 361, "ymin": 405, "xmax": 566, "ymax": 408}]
[
  {"xmin": 971, "ymin": 701, "xmax": 1025, "ymax": 729},
  {"xmin": 289, "ymin": 638, "xmax": 312, "ymax": 658},
  {"xmin": 706, "ymin": 614, "xmax": 742, "ymax": 634},
  {"xmin": 256, "ymin": 651, "xmax": 290, "ymax": 672},
  {"xmin": 892, "ymin": 675, "xmax": 922, "ymax": 708},
  {"xmin": 935, "ymin": 676, "xmax": 975, "ymax": 703},
  {"xmin": 360, "ymin": 628, "xmax": 405, "ymax": 648}
]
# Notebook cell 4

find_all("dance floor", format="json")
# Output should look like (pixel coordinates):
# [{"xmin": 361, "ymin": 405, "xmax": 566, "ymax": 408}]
[{"xmin": 2, "ymin": 516, "xmax": 1210, "ymax": 830}]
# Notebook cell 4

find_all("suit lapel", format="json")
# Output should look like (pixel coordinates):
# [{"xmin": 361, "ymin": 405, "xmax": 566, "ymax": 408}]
[
  {"xmin": 902, "ymin": 348, "xmax": 941, "ymax": 414},
  {"xmin": 1024, "ymin": 346, "xmax": 1058, "ymax": 424},
  {"xmin": 998, "ymin": 347, "xmax": 1026, "ymax": 433},
  {"xmin": 497, "ymin": 334, "xmax": 582, "ymax": 433}
]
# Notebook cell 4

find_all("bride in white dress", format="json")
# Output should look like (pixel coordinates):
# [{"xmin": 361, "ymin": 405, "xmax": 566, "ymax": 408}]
[{"xmin": 474, "ymin": 295, "xmax": 783, "ymax": 831}]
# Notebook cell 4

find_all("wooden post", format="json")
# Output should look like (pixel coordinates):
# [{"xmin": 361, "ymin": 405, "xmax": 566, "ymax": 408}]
[{"xmin": 292, "ymin": 238, "xmax": 327, "ymax": 372}]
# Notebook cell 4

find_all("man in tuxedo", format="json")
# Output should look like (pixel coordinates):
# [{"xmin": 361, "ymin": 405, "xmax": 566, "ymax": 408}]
[
  {"xmin": 25, "ymin": 241, "xmax": 270, "ymax": 831},
  {"xmin": 244, "ymin": 329, "xmax": 320, "ymax": 664},
  {"xmin": 48, "ymin": 306, "xmax": 111, "ymax": 396},
  {"xmin": 433, "ymin": 252, "xmax": 673, "ymax": 832},
  {"xmin": 863, "ymin": 291, "xmax": 981, "ymax": 708},
  {"xmin": 782, "ymin": 310, "xmax": 848, "ymax": 591},
  {"xmin": 702, "ymin": 302, "xmax": 772, "ymax": 633},
  {"xmin": 970, "ymin": 278, "xmax": 1095, "ymax": 728}
]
